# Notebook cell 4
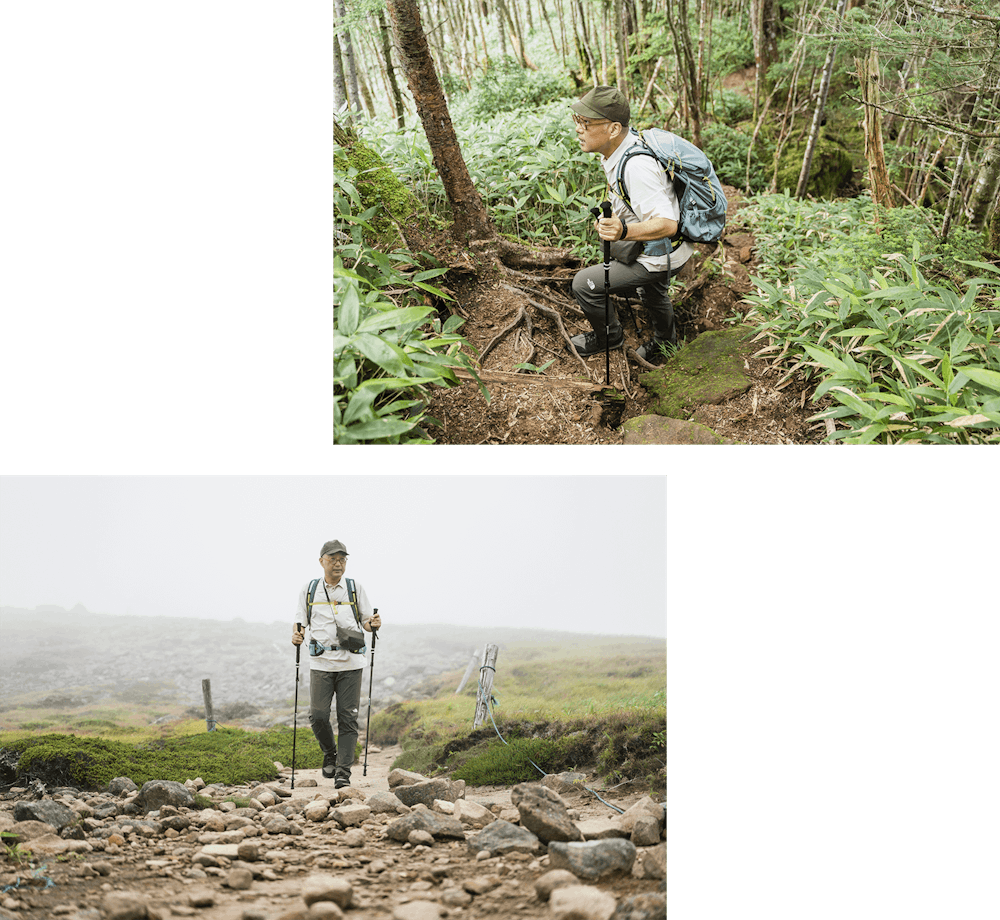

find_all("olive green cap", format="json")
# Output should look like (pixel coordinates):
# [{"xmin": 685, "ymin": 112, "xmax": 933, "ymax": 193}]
[{"xmin": 572, "ymin": 85, "xmax": 630, "ymax": 127}]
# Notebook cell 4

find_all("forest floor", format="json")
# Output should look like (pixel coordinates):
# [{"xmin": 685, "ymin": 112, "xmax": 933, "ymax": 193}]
[{"xmin": 420, "ymin": 188, "xmax": 824, "ymax": 445}]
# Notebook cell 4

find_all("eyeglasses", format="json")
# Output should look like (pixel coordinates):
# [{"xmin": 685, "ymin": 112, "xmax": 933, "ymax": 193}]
[
  {"xmin": 572, "ymin": 114, "xmax": 610, "ymax": 130},
  {"xmin": 324, "ymin": 555, "xmax": 347, "ymax": 563}
]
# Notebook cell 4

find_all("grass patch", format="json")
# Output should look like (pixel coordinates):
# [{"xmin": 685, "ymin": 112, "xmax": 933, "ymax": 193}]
[
  {"xmin": 368, "ymin": 637, "xmax": 665, "ymax": 795},
  {"xmin": 0, "ymin": 726, "xmax": 326, "ymax": 790}
]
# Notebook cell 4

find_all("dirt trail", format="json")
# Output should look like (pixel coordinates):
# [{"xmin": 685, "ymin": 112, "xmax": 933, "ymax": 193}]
[{"xmin": 1, "ymin": 747, "xmax": 664, "ymax": 920}]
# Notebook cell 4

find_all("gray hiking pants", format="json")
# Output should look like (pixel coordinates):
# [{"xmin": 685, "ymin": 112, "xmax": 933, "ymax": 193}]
[
  {"xmin": 308, "ymin": 667, "xmax": 363, "ymax": 779},
  {"xmin": 571, "ymin": 258, "xmax": 681, "ymax": 343}
]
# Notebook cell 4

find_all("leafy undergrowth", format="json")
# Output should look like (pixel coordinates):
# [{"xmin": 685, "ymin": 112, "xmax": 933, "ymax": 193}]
[
  {"xmin": 744, "ymin": 194, "xmax": 1000, "ymax": 443},
  {"xmin": 0, "ymin": 726, "xmax": 324, "ymax": 790}
]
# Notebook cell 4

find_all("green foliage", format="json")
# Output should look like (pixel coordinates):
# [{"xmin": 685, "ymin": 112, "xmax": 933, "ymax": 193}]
[
  {"xmin": 712, "ymin": 89, "xmax": 754, "ymax": 126},
  {"xmin": 744, "ymin": 193, "xmax": 985, "ymax": 286},
  {"xmin": 710, "ymin": 17, "xmax": 756, "ymax": 74},
  {"xmin": 0, "ymin": 727, "xmax": 327, "ymax": 790},
  {"xmin": 701, "ymin": 122, "xmax": 773, "ymax": 192},
  {"xmin": 360, "ymin": 102, "xmax": 605, "ymax": 260},
  {"xmin": 334, "ymin": 168, "xmax": 487, "ymax": 444},
  {"xmin": 461, "ymin": 56, "xmax": 573, "ymax": 121},
  {"xmin": 747, "ymin": 246, "xmax": 1000, "ymax": 443},
  {"xmin": 451, "ymin": 736, "xmax": 580, "ymax": 786}
]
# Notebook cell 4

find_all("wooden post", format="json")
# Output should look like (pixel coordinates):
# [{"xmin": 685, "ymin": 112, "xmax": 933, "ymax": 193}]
[
  {"xmin": 455, "ymin": 650, "xmax": 479, "ymax": 694},
  {"xmin": 202, "ymin": 679, "xmax": 216, "ymax": 732},
  {"xmin": 473, "ymin": 644, "xmax": 499, "ymax": 729}
]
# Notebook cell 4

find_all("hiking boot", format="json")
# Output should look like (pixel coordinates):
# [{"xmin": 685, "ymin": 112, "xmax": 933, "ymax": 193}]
[
  {"xmin": 635, "ymin": 338, "xmax": 676, "ymax": 366},
  {"xmin": 334, "ymin": 770, "xmax": 351, "ymax": 789},
  {"xmin": 322, "ymin": 764, "xmax": 336, "ymax": 779},
  {"xmin": 567, "ymin": 328, "xmax": 624, "ymax": 358}
]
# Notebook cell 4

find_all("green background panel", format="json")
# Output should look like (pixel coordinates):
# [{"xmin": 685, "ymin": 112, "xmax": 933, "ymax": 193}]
[{"xmin": 0, "ymin": 0, "xmax": 1000, "ymax": 920}]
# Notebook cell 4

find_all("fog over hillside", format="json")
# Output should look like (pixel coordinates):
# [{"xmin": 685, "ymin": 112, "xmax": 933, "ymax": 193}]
[{"xmin": 0, "ymin": 606, "xmax": 664, "ymax": 728}]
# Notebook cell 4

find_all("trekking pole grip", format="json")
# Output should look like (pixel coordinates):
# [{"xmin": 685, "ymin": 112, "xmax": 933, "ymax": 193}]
[{"xmin": 601, "ymin": 200, "xmax": 612, "ymax": 263}]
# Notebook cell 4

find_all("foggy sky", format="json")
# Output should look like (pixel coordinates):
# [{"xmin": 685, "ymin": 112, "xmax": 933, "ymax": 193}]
[{"xmin": 0, "ymin": 476, "xmax": 666, "ymax": 636}]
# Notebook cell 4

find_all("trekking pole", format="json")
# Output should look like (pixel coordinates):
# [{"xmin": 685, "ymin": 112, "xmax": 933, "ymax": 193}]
[
  {"xmin": 291, "ymin": 622, "xmax": 302, "ymax": 790},
  {"xmin": 363, "ymin": 611, "xmax": 378, "ymax": 777},
  {"xmin": 600, "ymin": 200, "xmax": 613, "ymax": 384}
]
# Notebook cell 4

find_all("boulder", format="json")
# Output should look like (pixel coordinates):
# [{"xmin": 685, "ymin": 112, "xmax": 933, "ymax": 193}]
[
  {"xmin": 101, "ymin": 891, "xmax": 149, "ymax": 920},
  {"xmin": 330, "ymin": 803, "xmax": 371, "ymax": 827},
  {"xmin": 577, "ymin": 817, "xmax": 629, "ymax": 840},
  {"xmin": 107, "ymin": 777, "xmax": 138, "ymax": 796},
  {"xmin": 367, "ymin": 790, "xmax": 405, "ymax": 814},
  {"xmin": 13, "ymin": 799, "xmax": 77, "ymax": 831},
  {"xmin": 631, "ymin": 843, "xmax": 666, "ymax": 880},
  {"xmin": 533, "ymin": 868, "xmax": 579, "ymax": 902},
  {"xmin": 386, "ymin": 810, "xmax": 466, "ymax": 842},
  {"xmin": 610, "ymin": 892, "xmax": 667, "ymax": 920},
  {"xmin": 453, "ymin": 799, "xmax": 492, "ymax": 828},
  {"xmin": 510, "ymin": 783, "xmax": 583, "ymax": 843},
  {"xmin": 465, "ymin": 819, "xmax": 540, "ymax": 857},
  {"xmin": 301, "ymin": 874, "xmax": 353, "ymax": 908},
  {"xmin": 387, "ymin": 769, "xmax": 428, "ymax": 788},
  {"xmin": 392, "ymin": 778, "xmax": 462, "ymax": 808},
  {"xmin": 550, "ymin": 884, "xmax": 617, "ymax": 920},
  {"xmin": 631, "ymin": 815, "xmax": 662, "ymax": 847},
  {"xmin": 134, "ymin": 779, "xmax": 195, "ymax": 813},
  {"xmin": 615, "ymin": 797, "xmax": 664, "ymax": 834},
  {"xmin": 547, "ymin": 838, "xmax": 637, "ymax": 880}
]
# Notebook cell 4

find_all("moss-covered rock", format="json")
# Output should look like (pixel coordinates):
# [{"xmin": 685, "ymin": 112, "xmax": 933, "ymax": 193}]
[
  {"xmin": 622, "ymin": 415, "xmax": 733, "ymax": 444},
  {"xmin": 639, "ymin": 328, "xmax": 753, "ymax": 419}
]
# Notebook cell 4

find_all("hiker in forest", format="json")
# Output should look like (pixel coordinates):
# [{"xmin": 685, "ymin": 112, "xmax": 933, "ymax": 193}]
[
  {"xmin": 292, "ymin": 540, "xmax": 380, "ymax": 788},
  {"xmin": 569, "ymin": 85, "xmax": 693, "ymax": 365}
]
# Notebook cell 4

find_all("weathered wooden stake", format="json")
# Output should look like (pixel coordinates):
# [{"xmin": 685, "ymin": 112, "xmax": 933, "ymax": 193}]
[
  {"xmin": 473, "ymin": 644, "xmax": 499, "ymax": 729},
  {"xmin": 455, "ymin": 650, "xmax": 479, "ymax": 694},
  {"xmin": 202, "ymin": 679, "xmax": 216, "ymax": 732}
]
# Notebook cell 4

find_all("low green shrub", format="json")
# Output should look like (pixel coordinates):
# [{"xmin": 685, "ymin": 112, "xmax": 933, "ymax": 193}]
[
  {"xmin": 747, "ymin": 250, "xmax": 1000, "ymax": 443},
  {"xmin": 0, "ymin": 727, "xmax": 327, "ymax": 790}
]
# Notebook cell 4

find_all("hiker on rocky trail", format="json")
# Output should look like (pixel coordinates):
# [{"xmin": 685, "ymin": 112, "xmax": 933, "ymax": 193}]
[
  {"xmin": 292, "ymin": 540, "xmax": 380, "ymax": 789},
  {"xmin": 569, "ymin": 85, "xmax": 693, "ymax": 366}
]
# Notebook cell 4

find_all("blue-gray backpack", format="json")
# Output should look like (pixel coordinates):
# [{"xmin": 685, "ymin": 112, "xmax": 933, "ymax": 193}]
[{"xmin": 613, "ymin": 128, "xmax": 728, "ymax": 244}]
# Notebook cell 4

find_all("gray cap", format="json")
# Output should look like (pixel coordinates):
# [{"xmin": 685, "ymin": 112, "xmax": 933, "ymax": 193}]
[
  {"xmin": 320, "ymin": 540, "xmax": 348, "ymax": 557},
  {"xmin": 572, "ymin": 85, "xmax": 630, "ymax": 127}
]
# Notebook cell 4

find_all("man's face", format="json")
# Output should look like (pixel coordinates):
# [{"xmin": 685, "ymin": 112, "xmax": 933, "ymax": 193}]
[
  {"xmin": 574, "ymin": 114, "xmax": 616, "ymax": 155},
  {"xmin": 321, "ymin": 552, "xmax": 347, "ymax": 581}
]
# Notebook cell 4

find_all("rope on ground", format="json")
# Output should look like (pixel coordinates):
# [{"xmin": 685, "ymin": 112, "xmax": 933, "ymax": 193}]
[{"xmin": 477, "ymin": 673, "xmax": 624, "ymax": 815}]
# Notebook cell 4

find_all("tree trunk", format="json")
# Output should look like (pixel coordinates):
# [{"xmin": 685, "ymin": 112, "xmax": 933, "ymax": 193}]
[
  {"xmin": 378, "ymin": 8, "xmax": 407, "ymax": 129},
  {"xmin": 965, "ymin": 137, "xmax": 1000, "ymax": 231},
  {"xmin": 855, "ymin": 48, "xmax": 894, "ymax": 208},
  {"xmin": 796, "ymin": 0, "xmax": 848, "ymax": 199},
  {"xmin": 614, "ymin": 0, "xmax": 628, "ymax": 91},
  {"xmin": 333, "ymin": 29, "xmax": 349, "ymax": 119},
  {"xmin": 386, "ymin": 0, "xmax": 494, "ymax": 243},
  {"xmin": 334, "ymin": 0, "xmax": 362, "ymax": 114}
]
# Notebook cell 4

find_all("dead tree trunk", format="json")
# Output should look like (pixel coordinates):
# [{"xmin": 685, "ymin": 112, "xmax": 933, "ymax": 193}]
[
  {"xmin": 855, "ymin": 48, "xmax": 895, "ymax": 208},
  {"xmin": 202, "ymin": 679, "xmax": 216, "ymax": 732},
  {"xmin": 386, "ymin": 0, "xmax": 495, "ymax": 243},
  {"xmin": 473, "ymin": 644, "xmax": 499, "ymax": 729}
]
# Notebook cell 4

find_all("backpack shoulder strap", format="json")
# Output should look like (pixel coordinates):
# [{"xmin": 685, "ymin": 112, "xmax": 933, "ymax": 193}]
[
  {"xmin": 346, "ymin": 578, "xmax": 363, "ymax": 628},
  {"xmin": 614, "ymin": 130, "xmax": 658, "ymax": 211},
  {"xmin": 306, "ymin": 578, "xmax": 319, "ymax": 627}
]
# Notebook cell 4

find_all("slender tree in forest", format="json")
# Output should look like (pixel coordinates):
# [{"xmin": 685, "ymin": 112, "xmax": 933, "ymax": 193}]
[
  {"xmin": 377, "ymin": 8, "xmax": 407, "ymax": 128},
  {"xmin": 385, "ymin": 0, "xmax": 495, "ymax": 242},
  {"xmin": 796, "ymin": 0, "xmax": 848, "ymax": 199}
]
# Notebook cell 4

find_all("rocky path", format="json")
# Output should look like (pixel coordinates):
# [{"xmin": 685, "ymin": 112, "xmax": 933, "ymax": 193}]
[{"xmin": 0, "ymin": 746, "xmax": 665, "ymax": 920}]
